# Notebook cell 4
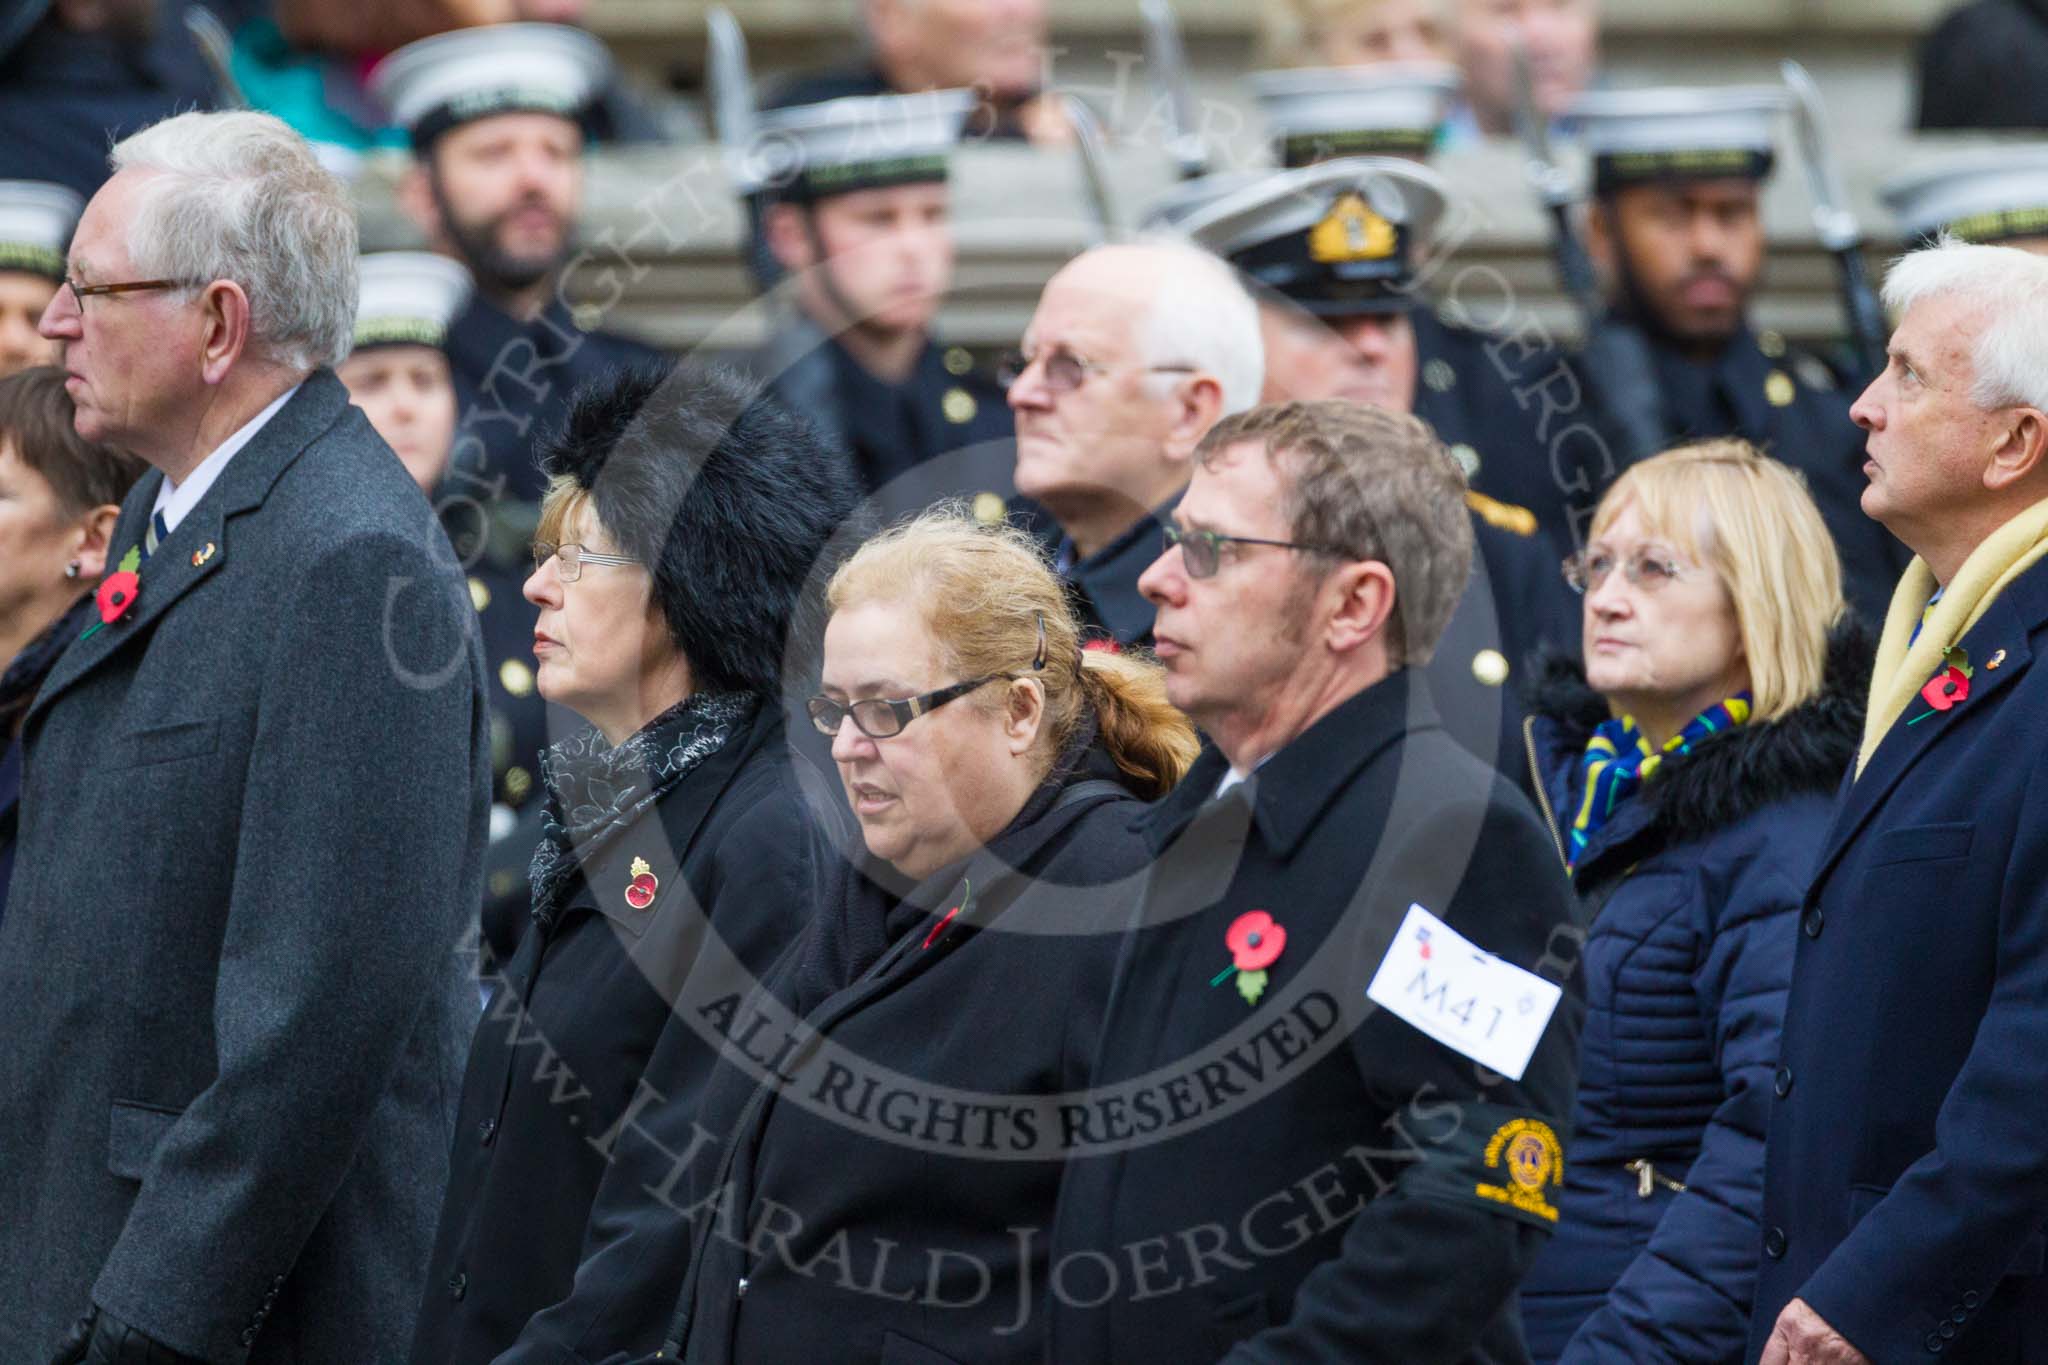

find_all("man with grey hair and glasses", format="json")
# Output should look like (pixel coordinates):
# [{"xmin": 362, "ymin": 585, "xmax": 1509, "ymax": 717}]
[
  {"xmin": 1750, "ymin": 237, "xmax": 2048, "ymax": 1365},
  {"xmin": 1006, "ymin": 239, "xmax": 1264, "ymax": 647},
  {"xmin": 0, "ymin": 110, "xmax": 490, "ymax": 1363},
  {"xmin": 1046, "ymin": 398, "xmax": 1580, "ymax": 1362}
]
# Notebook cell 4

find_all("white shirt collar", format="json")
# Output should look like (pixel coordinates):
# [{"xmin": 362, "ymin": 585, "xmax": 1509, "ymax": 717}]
[
  {"xmin": 1214, "ymin": 753, "xmax": 1272, "ymax": 800},
  {"xmin": 150, "ymin": 382, "xmax": 302, "ymax": 536}
]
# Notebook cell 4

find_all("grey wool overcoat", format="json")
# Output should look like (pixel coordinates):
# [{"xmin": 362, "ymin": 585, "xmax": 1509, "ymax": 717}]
[{"xmin": 0, "ymin": 370, "xmax": 492, "ymax": 1363}]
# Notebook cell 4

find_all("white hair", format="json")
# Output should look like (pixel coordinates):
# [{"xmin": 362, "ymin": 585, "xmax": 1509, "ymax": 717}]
[
  {"xmin": 1125, "ymin": 234, "xmax": 1266, "ymax": 416},
  {"xmin": 110, "ymin": 110, "xmax": 358, "ymax": 372},
  {"xmin": 1882, "ymin": 236, "xmax": 2048, "ymax": 413}
]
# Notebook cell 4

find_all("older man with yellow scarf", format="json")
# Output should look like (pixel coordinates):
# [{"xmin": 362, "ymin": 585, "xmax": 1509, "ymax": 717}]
[{"xmin": 1749, "ymin": 237, "xmax": 2048, "ymax": 1365}]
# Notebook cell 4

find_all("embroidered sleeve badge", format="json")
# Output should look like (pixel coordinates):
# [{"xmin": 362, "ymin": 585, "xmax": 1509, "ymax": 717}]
[{"xmin": 1474, "ymin": 1118, "xmax": 1563, "ymax": 1223}]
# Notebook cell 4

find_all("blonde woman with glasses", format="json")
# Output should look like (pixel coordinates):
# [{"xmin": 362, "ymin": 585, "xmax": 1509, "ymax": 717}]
[{"xmin": 1517, "ymin": 440, "xmax": 1869, "ymax": 1364}]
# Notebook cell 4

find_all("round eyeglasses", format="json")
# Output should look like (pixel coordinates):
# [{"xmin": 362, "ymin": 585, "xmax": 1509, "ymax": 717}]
[{"xmin": 1561, "ymin": 549, "xmax": 1693, "ymax": 595}]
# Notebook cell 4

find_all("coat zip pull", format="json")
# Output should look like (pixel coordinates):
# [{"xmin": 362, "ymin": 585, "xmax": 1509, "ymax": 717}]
[
  {"xmin": 1625, "ymin": 1158, "xmax": 1688, "ymax": 1197},
  {"xmin": 1523, "ymin": 714, "xmax": 1571, "ymax": 869}
]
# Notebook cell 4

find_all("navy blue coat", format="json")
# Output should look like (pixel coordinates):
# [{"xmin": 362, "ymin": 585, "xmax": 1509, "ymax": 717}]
[
  {"xmin": 1516, "ymin": 631, "xmax": 1865, "ymax": 1364},
  {"xmin": 1748, "ymin": 560, "xmax": 2048, "ymax": 1364}
]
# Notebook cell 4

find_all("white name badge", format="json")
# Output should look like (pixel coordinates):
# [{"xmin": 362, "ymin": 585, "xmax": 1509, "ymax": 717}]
[{"xmin": 1364, "ymin": 903, "xmax": 1563, "ymax": 1082}]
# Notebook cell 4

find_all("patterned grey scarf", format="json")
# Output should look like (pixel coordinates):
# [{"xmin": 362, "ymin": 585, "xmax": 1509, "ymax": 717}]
[{"xmin": 527, "ymin": 690, "xmax": 756, "ymax": 930}]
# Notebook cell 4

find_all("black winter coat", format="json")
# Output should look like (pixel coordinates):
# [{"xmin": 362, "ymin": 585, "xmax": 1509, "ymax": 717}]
[
  {"xmin": 661, "ymin": 742, "xmax": 1155, "ymax": 1365},
  {"xmin": 409, "ymin": 703, "xmax": 817, "ymax": 1365},
  {"xmin": 1515, "ymin": 629, "xmax": 1866, "ymax": 1364},
  {"xmin": 1046, "ymin": 669, "xmax": 1584, "ymax": 1364}
]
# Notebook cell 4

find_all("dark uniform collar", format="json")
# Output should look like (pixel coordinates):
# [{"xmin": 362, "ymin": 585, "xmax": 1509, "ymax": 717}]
[
  {"xmin": 1141, "ymin": 665, "xmax": 1440, "ymax": 859},
  {"xmin": 445, "ymin": 289, "xmax": 584, "ymax": 373},
  {"xmin": 1060, "ymin": 497, "xmax": 1176, "ymax": 646}
]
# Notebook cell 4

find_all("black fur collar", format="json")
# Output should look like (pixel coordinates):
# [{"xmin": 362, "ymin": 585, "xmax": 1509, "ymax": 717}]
[{"xmin": 1526, "ymin": 622, "xmax": 1872, "ymax": 840}]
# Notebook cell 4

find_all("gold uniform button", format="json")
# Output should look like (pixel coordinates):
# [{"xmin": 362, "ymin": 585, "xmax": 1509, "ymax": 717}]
[
  {"xmin": 942, "ymin": 386, "xmax": 978, "ymax": 425},
  {"xmin": 500, "ymin": 658, "xmax": 536, "ymax": 697},
  {"xmin": 505, "ymin": 765, "xmax": 533, "ymax": 803},
  {"xmin": 572, "ymin": 303, "xmax": 605, "ymax": 332},
  {"xmin": 972, "ymin": 491, "xmax": 1008, "ymax": 525},
  {"xmin": 943, "ymin": 346, "xmax": 973, "ymax": 376},
  {"xmin": 1423, "ymin": 358, "xmax": 1458, "ymax": 393},
  {"xmin": 1758, "ymin": 329, "xmax": 1787, "ymax": 359},
  {"xmin": 1472, "ymin": 649, "xmax": 1510, "ymax": 687},
  {"xmin": 1765, "ymin": 369, "xmax": 1797, "ymax": 408},
  {"xmin": 468, "ymin": 576, "xmax": 491, "ymax": 613}
]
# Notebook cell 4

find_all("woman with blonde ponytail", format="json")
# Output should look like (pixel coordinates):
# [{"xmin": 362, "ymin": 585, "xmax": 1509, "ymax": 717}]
[{"xmin": 660, "ymin": 506, "xmax": 1197, "ymax": 1365}]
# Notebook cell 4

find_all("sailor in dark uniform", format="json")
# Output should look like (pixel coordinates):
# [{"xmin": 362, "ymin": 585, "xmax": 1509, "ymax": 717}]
[
  {"xmin": 371, "ymin": 27, "xmax": 673, "ymax": 960},
  {"xmin": 1571, "ymin": 85, "xmax": 1910, "ymax": 627},
  {"xmin": 1171, "ymin": 157, "xmax": 1580, "ymax": 783},
  {"xmin": 1882, "ymin": 143, "xmax": 2048, "ymax": 256},
  {"xmin": 738, "ymin": 88, "xmax": 1018, "ymax": 526},
  {"xmin": 0, "ymin": 180, "xmax": 78, "ymax": 380},
  {"xmin": 1244, "ymin": 61, "xmax": 1602, "ymax": 557},
  {"xmin": 371, "ymin": 23, "xmax": 665, "ymax": 510}
]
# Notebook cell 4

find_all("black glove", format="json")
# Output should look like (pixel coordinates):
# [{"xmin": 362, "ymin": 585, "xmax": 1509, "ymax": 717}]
[{"xmin": 48, "ymin": 1309, "xmax": 203, "ymax": 1365}]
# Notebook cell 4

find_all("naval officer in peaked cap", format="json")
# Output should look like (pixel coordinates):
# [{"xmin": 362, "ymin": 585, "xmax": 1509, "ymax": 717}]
[{"xmin": 1170, "ymin": 155, "xmax": 1580, "ymax": 785}]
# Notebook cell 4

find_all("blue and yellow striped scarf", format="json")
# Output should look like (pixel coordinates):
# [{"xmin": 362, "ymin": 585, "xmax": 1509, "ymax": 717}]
[{"xmin": 1568, "ymin": 693, "xmax": 1753, "ymax": 869}]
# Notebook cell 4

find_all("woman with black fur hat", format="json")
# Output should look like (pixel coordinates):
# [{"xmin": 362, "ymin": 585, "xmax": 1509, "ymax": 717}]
[
  {"xmin": 409, "ymin": 363, "xmax": 859, "ymax": 1365},
  {"xmin": 1516, "ymin": 439, "xmax": 1870, "ymax": 1364}
]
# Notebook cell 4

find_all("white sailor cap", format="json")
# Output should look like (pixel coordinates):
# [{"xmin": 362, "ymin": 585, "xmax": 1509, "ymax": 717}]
[
  {"xmin": 737, "ymin": 88, "xmax": 974, "ymax": 200},
  {"xmin": 1249, "ymin": 61, "xmax": 1460, "ymax": 168},
  {"xmin": 1139, "ymin": 169, "xmax": 1270, "ymax": 233},
  {"xmin": 1881, "ymin": 146, "xmax": 2048, "ymax": 245},
  {"xmin": 1569, "ymin": 86, "xmax": 1787, "ymax": 195},
  {"xmin": 0, "ymin": 179, "xmax": 83, "ymax": 281},
  {"xmin": 352, "ymin": 252, "xmax": 475, "ymax": 352},
  {"xmin": 1175, "ymin": 156, "xmax": 1449, "ymax": 315},
  {"xmin": 369, "ymin": 22, "xmax": 612, "ymax": 150}
]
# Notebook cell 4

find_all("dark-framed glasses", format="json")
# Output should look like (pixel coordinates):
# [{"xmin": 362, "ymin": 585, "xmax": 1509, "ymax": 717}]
[
  {"xmin": 1162, "ymin": 523, "xmax": 1343, "ymax": 580},
  {"xmin": 1561, "ymin": 548, "xmax": 1693, "ymax": 595},
  {"xmin": 530, "ymin": 541, "xmax": 639, "ymax": 583},
  {"xmin": 62, "ymin": 276, "xmax": 191, "ymax": 313},
  {"xmin": 995, "ymin": 345, "xmax": 1197, "ymax": 394},
  {"xmin": 808, "ymin": 676, "xmax": 1002, "ymax": 740}
]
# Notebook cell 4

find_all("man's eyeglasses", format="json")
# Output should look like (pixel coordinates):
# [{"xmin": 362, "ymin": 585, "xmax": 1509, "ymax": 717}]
[
  {"xmin": 530, "ymin": 541, "xmax": 639, "ymax": 583},
  {"xmin": 61, "ymin": 277, "xmax": 191, "ymax": 313},
  {"xmin": 1162, "ymin": 524, "xmax": 1344, "ymax": 580},
  {"xmin": 995, "ymin": 345, "xmax": 1197, "ymax": 394},
  {"xmin": 808, "ymin": 676, "xmax": 1001, "ymax": 740},
  {"xmin": 1561, "ymin": 548, "xmax": 1693, "ymax": 595}
]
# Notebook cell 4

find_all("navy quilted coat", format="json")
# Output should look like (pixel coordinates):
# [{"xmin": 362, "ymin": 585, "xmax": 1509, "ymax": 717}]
[{"xmin": 1516, "ymin": 629, "xmax": 1867, "ymax": 1364}]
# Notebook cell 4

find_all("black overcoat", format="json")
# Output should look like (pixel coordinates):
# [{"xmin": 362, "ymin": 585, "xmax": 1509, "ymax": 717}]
[
  {"xmin": 1046, "ymin": 669, "xmax": 1584, "ymax": 1364},
  {"xmin": 410, "ymin": 703, "xmax": 817, "ymax": 1364}
]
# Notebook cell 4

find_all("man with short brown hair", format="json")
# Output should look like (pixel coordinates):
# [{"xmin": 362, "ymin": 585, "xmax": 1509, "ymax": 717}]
[{"xmin": 1046, "ymin": 398, "xmax": 1581, "ymax": 1364}]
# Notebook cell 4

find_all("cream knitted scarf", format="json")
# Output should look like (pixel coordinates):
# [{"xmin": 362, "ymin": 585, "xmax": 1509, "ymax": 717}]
[{"xmin": 1860, "ymin": 494, "xmax": 2048, "ymax": 775}]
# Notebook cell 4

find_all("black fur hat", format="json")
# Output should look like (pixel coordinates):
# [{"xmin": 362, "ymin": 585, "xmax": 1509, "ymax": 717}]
[{"xmin": 539, "ymin": 360, "xmax": 862, "ymax": 696}]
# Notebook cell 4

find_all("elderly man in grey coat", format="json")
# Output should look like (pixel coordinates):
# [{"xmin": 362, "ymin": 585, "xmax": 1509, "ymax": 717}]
[{"xmin": 0, "ymin": 111, "xmax": 491, "ymax": 1363}]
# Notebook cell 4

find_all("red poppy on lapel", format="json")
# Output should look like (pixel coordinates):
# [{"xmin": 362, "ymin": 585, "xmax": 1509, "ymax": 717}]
[{"xmin": 1919, "ymin": 665, "xmax": 1970, "ymax": 712}]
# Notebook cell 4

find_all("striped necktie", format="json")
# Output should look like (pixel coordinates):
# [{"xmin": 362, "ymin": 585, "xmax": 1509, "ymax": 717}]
[{"xmin": 143, "ymin": 510, "xmax": 169, "ymax": 560}]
